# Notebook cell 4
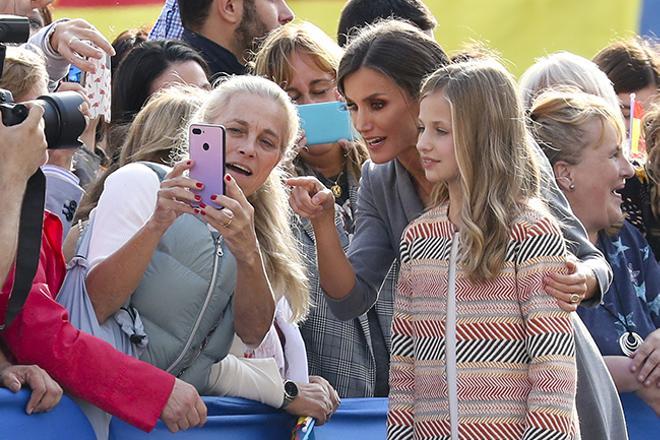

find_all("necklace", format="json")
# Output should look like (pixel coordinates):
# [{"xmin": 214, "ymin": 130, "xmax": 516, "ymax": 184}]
[
  {"xmin": 318, "ymin": 170, "xmax": 345, "ymax": 199},
  {"xmin": 599, "ymin": 303, "xmax": 644, "ymax": 357}
]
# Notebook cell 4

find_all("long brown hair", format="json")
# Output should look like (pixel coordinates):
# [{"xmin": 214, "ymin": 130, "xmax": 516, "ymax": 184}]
[{"xmin": 337, "ymin": 19, "xmax": 449, "ymax": 101}]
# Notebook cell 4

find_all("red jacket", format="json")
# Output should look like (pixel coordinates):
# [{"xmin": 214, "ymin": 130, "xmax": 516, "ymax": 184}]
[{"xmin": 0, "ymin": 212, "xmax": 174, "ymax": 431}]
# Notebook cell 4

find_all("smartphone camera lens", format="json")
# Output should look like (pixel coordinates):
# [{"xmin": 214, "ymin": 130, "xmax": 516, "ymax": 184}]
[
  {"xmin": 192, "ymin": 128, "xmax": 202, "ymax": 135},
  {"xmin": 202, "ymin": 142, "xmax": 210, "ymax": 151}
]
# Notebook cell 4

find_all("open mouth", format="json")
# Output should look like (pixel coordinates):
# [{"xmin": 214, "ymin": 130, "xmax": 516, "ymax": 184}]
[
  {"xmin": 365, "ymin": 137, "xmax": 386, "ymax": 147},
  {"xmin": 226, "ymin": 163, "xmax": 253, "ymax": 176},
  {"xmin": 611, "ymin": 185, "xmax": 625, "ymax": 199}
]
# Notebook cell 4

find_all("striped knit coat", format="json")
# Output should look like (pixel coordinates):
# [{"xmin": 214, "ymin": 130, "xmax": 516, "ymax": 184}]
[{"xmin": 388, "ymin": 204, "xmax": 579, "ymax": 440}]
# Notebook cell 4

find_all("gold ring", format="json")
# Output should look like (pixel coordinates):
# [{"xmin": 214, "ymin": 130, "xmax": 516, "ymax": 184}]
[
  {"xmin": 569, "ymin": 293, "xmax": 580, "ymax": 304},
  {"xmin": 223, "ymin": 218, "xmax": 233, "ymax": 228}
]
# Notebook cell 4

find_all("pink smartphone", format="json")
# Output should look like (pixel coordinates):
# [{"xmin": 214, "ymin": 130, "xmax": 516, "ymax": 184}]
[{"xmin": 189, "ymin": 123, "xmax": 226, "ymax": 206}]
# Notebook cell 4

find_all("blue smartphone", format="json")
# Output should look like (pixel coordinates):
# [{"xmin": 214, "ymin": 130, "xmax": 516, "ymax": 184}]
[
  {"xmin": 66, "ymin": 65, "xmax": 85, "ymax": 85},
  {"xmin": 297, "ymin": 101, "xmax": 354, "ymax": 145}
]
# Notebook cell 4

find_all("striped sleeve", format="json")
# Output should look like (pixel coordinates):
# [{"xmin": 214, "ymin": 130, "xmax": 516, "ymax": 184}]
[
  {"xmin": 387, "ymin": 236, "xmax": 415, "ymax": 440},
  {"xmin": 515, "ymin": 218, "xmax": 577, "ymax": 440}
]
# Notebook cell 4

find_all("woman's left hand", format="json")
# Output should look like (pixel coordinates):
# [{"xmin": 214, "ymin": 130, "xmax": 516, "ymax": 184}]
[
  {"xmin": 631, "ymin": 329, "xmax": 660, "ymax": 387},
  {"xmin": 543, "ymin": 256, "xmax": 595, "ymax": 312},
  {"xmin": 200, "ymin": 174, "xmax": 258, "ymax": 263}
]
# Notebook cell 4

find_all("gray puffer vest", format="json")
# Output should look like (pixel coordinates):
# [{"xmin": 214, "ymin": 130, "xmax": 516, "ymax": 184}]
[{"xmin": 131, "ymin": 213, "xmax": 236, "ymax": 393}]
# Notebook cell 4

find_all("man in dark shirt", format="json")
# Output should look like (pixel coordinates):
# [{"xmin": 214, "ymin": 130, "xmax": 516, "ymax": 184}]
[{"xmin": 179, "ymin": 0, "xmax": 294, "ymax": 79}]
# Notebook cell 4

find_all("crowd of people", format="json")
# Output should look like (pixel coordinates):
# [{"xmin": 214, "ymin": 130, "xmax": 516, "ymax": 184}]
[{"xmin": 0, "ymin": 0, "xmax": 658, "ymax": 439}]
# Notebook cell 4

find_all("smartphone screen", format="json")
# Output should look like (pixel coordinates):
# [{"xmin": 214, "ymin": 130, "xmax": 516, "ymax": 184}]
[
  {"xmin": 66, "ymin": 65, "xmax": 85, "ymax": 85},
  {"xmin": 189, "ymin": 123, "xmax": 226, "ymax": 206}
]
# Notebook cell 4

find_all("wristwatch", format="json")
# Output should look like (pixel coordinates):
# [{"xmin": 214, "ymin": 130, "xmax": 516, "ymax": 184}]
[{"xmin": 281, "ymin": 380, "xmax": 299, "ymax": 409}]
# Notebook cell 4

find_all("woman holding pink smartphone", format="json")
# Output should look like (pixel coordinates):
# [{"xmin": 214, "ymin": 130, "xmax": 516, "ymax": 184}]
[{"xmin": 84, "ymin": 75, "xmax": 338, "ymax": 424}]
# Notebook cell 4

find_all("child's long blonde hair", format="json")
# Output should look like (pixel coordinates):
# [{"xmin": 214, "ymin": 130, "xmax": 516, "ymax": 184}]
[{"xmin": 421, "ymin": 60, "xmax": 542, "ymax": 281}]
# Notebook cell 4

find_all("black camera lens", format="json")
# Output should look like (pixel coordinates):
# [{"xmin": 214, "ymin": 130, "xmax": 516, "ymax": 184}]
[
  {"xmin": 192, "ymin": 128, "xmax": 202, "ymax": 135},
  {"xmin": 202, "ymin": 142, "xmax": 210, "ymax": 151},
  {"xmin": 38, "ymin": 91, "xmax": 86, "ymax": 149},
  {"xmin": 0, "ymin": 90, "xmax": 85, "ymax": 149}
]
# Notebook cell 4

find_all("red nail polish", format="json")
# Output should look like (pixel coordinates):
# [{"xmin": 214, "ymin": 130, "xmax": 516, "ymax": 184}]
[
  {"xmin": 210, "ymin": 194, "xmax": 217, "ymax": 201},
  {"xmin": 195, "ymin": 195, "xmax": 201, "ymax": 201},
  {"xmin": 196, "ymin": 182, "xmax": 203, "ymax": 189},
  {"xmin": 194, "ymin": 208, "xmax": 200, "ymax": 214},
  {"xmin": 225, "ymin": 175, "xmax": 231, "ymax": 182},
  {"xmin": 186, "ymin": 160, "xmax": 192, "ymax": 166},
  {"xmin": 199, "ymin": 202, "xmax": 206, "ymax": 208},
  {"xmin": 200, "ymin": 210, "xmax": 207, "ymax": 216}
]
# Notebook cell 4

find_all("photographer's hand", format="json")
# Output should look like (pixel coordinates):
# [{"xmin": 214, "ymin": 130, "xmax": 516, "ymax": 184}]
[
  {"xmin": 0, "ymin": 103, "xmax": 47, "ymax": 182},
  {"xmin": 0, "ymin": 103, "xmax": 47, "ymax": 288},
  {"xmin": 49, "ymin": 19, "xmax": 115, "ymax": 73}
]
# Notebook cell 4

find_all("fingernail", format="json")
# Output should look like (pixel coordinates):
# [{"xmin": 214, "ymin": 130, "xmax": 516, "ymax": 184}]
[
  {"xmin": 194, "ymin": 208, "xmax": 200, "ymax": 214},
  {"xmin": 199, "ymin": 202, "xmax": 206, "ymax": 209},
  {"xmin": 225, "ymin": 174, "xmax": 231, "ymax": 182},
  {"xmin": 201, "ymin": 210, "xmax": 207, "ymax": 216},
  {"xmin": 196, "ymin": 182, "xmax": 203, "ymax": 189},
  {"xmin": 639, "ymin": 375, "xmax": 644, "ymax": 381},
  {"xmin": 26, "ymin": 408, "xmax": 32, "ymax": 415},
  {"xmin": 632, "ymin": 366, "xmax": 637, "ymax": 372},
  {"xmin": 645, "ymin": 380, "xmax": 651, "ymax": 386},
  {"xmin": 194, "ymin": 195, "xmax": 201, "ymax": 201},
  {"xmin": 186, "ymin": 160, "xmax": 192, "ymax": 166},
  {"xmin": 210, "ymin": 194, "xmax": 217, "ymax": 201}
]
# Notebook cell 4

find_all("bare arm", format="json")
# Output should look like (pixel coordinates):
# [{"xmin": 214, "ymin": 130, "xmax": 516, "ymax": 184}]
[
  {"xmin": 0, "ymin": 179, "xmax": 26, "ymax": 288},
  {"xmin": 202, "ymin": 175, "xmax": 274, "ymax": 346},
  {"xmin": 0, "ymin": 105, "xmax": 47, "ymax": 287},
  {"xmin": 604, "ymin": 355, "xmax": 640, "ymax": 392},
  {"xmin": 86, "ymin": 162, "xmax": 198, "ymax": 323},
  {"xmin": 86, "ymin": 220, "xmax": 171, "ymax": 322}
]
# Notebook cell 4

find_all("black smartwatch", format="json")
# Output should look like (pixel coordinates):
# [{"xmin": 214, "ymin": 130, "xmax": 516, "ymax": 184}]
[{"xmin": 281, "ymin": 380, "xmax": 299, "ymax": 409}]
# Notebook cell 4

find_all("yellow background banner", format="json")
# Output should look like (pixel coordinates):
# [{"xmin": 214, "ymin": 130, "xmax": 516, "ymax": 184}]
[{"xmin": 55, "ymin": 0, "xmax": 642, "ymax": 76}]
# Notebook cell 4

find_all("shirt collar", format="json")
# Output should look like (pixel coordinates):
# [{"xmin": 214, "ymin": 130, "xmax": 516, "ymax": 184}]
[{"xmin": 182, "ymin": 29, "xmax": 247, "ymax": 80}]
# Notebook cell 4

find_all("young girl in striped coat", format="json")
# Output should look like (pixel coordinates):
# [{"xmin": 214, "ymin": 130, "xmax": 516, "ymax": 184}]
[{"xmin": 387, "ymin": 60, "xmax": 580, "ymax": 439}]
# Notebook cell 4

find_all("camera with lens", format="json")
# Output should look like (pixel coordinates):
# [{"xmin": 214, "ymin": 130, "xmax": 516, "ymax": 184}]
[{"xmin": 0, "ymin": 14, "xmax": 85, "ymax": 149}]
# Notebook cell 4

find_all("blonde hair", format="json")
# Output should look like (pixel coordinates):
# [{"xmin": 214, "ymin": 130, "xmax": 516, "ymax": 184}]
[
  {"xmin": 75, "ymin": 85, "xmax": 204, "ymax": 223},
  {"xmin": 642, "ymin": 104, "xmax": 660, "ymax": 218},
  {"xmin": 251, "ymin": 21, "xmax": 369, "ymax": 179},
  {"xmin": 0, "ymin": 47, "xmax": 48, "ymax": 101},
  {"xmin": 528, "ymin": 89, "xmax": 625, "ymax": 167},
  {"xmin": 120, "ymin": 85, "xmax": 205, "ymax": 165},
  {"xmin": 191, "ymin": 75, "xmax": 310, "ymax": 323},
  {"xmin": 519, "ymin": 51, "xmax": 621, "ymax": 113},
  {"xmin": 420, "ymin": 60, "xmax": 542, "ymax": 281}
]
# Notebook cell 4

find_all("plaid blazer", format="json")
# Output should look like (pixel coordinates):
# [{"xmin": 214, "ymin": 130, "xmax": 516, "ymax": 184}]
[{"xmin": 295, "ymin": 169, "xmax": 396, "ymax": 397}]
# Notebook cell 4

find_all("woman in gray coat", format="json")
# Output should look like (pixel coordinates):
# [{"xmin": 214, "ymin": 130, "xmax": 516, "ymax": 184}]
[{"xmin": 288, "ymin": 19, "xmax": 626, "ymax": 440}]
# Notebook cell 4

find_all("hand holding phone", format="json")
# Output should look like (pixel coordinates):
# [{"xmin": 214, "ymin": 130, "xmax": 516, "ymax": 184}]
[
  {"xmin": 297, "ymin": 101, "xmax": 354, "ymax": 146},
  {"xmin": 189, "ymin": 123, "xmax": 226, "ymax": 206},
  {"xmin": 64, "ymin": 43, "xmax": 111, "ymax": 122}
]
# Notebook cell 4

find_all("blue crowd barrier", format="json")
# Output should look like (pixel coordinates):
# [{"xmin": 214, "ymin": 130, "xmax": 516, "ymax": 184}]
[
  {"xmin": 620, "ymin": 392, "xmax": 660, "ymax": 440},
  {"xmin": 0, "ymin": 388, "xmax": 95, "ymax": 440},
  {"xmin": 1, "ymin": 388, "xmax": 387, "ymax": 439}
]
